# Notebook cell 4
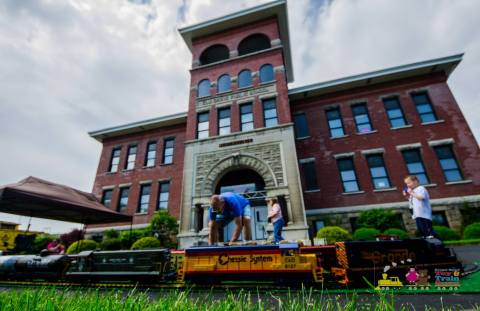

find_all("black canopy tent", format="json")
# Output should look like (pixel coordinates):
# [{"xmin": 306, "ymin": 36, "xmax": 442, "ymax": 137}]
[{"xmin": 0, "ymin": 176, "xmax": 132, "ymax": 225}]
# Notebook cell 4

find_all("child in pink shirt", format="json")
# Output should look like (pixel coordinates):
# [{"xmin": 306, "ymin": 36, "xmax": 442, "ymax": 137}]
[{"xmin": 267, "ymin": 197, "xmax": 284, "ymax": 243}]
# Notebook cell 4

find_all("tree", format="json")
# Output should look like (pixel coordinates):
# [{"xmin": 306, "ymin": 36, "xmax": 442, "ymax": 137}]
[{"xmin": 149, "ymin": 211, "xmax": 178, "ymax": 248}]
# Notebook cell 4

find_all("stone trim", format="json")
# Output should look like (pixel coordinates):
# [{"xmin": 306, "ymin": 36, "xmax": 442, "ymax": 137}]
[
  {"xmin": 445, "ymin": 179, "xmax": 472, "ymax": 185},
  {"xmin": 258, "ymin": 93, "xmax": 278, "ymax": 100},
  {"xmin": 396, "ymin": 142, "xmax": 422, "ymax": 151},
  {"xmin": 428, "ymin": 138, "xmax": 454, "ymax": 147},
  {"xmin": 299, "ymin": 157, "xmax": 315, "ymax": 164},
  {"xmin": 421, "ymin": 119, "xmax": 445, "ymax": 126},
  {"xmin": 333, "ymin": 152, "xmax": 355, "ymax": 159},
  {"xmin": 391, "ymin": 124, "xmax": 413, "ymax": 130},
  {"xmin": 373, "ymin": 187, "xmax": 397, "ymax": 192},
  {"xmin": 118, "ymin": 183, "xmax": 132, "ymax": 188},
  {"xmin": 361, "ymin": 147, "xmax": 385, "ymax": 155},
  {"xmin": 305, "ymin": 194, "xmax": 480, "ymax": 216},
  {"xmin": 101, "ymin": 185, "xmax": 115, "ymax": 190},
  {"xmin": 86, "ymin": 223, "xmax": 148, "ymax": 233},
  {"xmin": 139, "ymin": 180, "xmax": 152, "ymax": 185},
  {"xmin": 379, "ymin": 93, "xmax": 401, "ymax": 100}
]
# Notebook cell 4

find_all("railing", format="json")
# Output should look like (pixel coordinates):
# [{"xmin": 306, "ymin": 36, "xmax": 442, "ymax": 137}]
[{"xmin": 241, "ymin": 190, "xmax": 267, "ymax": 201}]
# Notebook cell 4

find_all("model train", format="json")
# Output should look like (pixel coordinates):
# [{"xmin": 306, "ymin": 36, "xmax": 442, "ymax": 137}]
[{"xmin": 0, "ymin": 238, "xmax": 462, "ymax": 288}]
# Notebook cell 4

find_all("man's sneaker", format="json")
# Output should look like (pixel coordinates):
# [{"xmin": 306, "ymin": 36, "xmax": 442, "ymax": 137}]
[{"xmin": 426, "ymin": 235, "xmax": 435, "ymax": 239}]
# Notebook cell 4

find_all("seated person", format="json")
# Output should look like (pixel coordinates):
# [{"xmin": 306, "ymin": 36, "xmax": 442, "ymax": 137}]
[
  {"xmin": 208, "ymin": 192, "xmax": 252, "ymax": 245},
  {"xmin": 47, "ymin": 239, "xmax": 65, "ymax": 254}
]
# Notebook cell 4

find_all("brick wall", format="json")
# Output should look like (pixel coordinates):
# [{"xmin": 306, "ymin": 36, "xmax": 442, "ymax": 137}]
[
  {"xmin": 291, "ymin": 73, "xmax": 480, "ymax": 211},
  {"xmin": 90, "ymin": 122, "xmax": 186, "ymax": 228}
]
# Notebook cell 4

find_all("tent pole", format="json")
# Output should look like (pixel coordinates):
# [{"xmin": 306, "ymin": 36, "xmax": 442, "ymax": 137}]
[
  {"xmin": 76, "ymin": 223, "xmax": 86, "ymax": 254},
  {"xmin": 25, "ymin": 215, "xmax": 32, "ymax": 233}
]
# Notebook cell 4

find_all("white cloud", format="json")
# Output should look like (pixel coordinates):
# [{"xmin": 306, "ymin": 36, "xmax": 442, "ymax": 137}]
[{"xmin": 0, "ymin": 0, "xmax": 478, "ymax": 232}]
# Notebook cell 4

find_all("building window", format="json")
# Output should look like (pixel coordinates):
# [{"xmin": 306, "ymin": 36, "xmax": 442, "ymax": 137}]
[
  {"xmin": 262, "ymin": 98, "xmax": 278, "ymax": 128},
  {"xmin": 432, "ymin": 211, "xmax": 448, "ymax": 226},
  {"xmin": 137, "ymin": 184, "xmax": 151, "ymax": 214},
  {"xmin": 402, "ymin": 149, "xmax": 429, "ymax": 185},
  {"xmin": 325, "ymin": 108, "xmax": 345, "ymax": 138},
  {"xmin": 217, "ymin": 74, "xmax": 231, "ymax": 93},
  {"xmin": 412, "ymin": 92, "xmax": 437, "ymax": 123},
  {"xmin": 238, "ymin": 69, "xmax": 252, "ymax": 88},
  {"xmin": 197, "ymin": 112, "xmax": 209, "ymax": 139},
  {"xmin": 118, "ymin": 187, "xmax": 129, "ymax": 213},
  {"xmin": 125, "ymin": 145, "xmax": 137, "ymax": 170},
  {"xmin": 294, "ymin": 113, "xmax": 309, "ymax": 138},
  {"xmin": 366, "ymin": 154, "xmax": 391, "ymax": 189},
  {"xmin": 199, "ymin": 44, "xmax": 229, "ymax": 65},
  {"xmin": 197, "ymin": 79, "xmax": 211, "ymax": 98},
  {"xmin": 157, "ymin": 181, "xmax": 170, "ymax": 210},
  {"xmin": 162, "ymin": 138, "xmax": 174, "ymax": 164},
  {"xmin": 383, "ymin": 97, "xmax": 407, "ymax": 128},
  {"xmin": 240, "ymin": 103, "xmax": 254, "ymax": 131},
  {"xmin": 337, "ymin": 157, "xmax": 360, "ymax": 192},
  {"xmin": 300, "ymin": 161, "xmax": 319, "ymax": 191},
  {"xmin": 433, "ymin": 145, "xmax": 463, "ymax": 182},
  {"xmin": 144, "ymin": 142, "xmax": 157, "ymax": 167},
  {"xmin": 218, "ymin": 107, "xmax": 231, "ymax": 135},
  {"xmin": 238, "ymin": 34, "xmax": 271, "ymax": 56},
  {"xmin": 314, "ymin": 220, "xmax": 325, "ymax": 233},
  {"xmin": 259, "ymin": 64, "xmax": 274, "ymax": 83},
  {"xmin": 352, "ymin": 103, "xmax": 373, "ymax": 133},
  {"xmin": 108, "ymin": 147, "xmax": 121, "ymax": 172},
  {"xmin": 101, "ymin": 189, "xmax": 113, "ymax": 208}
]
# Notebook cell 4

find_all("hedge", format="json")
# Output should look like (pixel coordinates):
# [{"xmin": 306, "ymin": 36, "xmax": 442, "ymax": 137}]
[
  {"xmin": 463, "ymin": 222, "xmax": 480, "ymax": 240},
  {"xmin": 383, "ymin": 228, "xmax": 409, "ymax": 240},
  {"xmin": 353, "ymin": 228, "xmax": 380, "ymax": 241},
  {"xmin": 316, "ymin": 226, "xmax": 351, "ymax": 244},
  {"xmin": 433, "ymin": 226, "xmax": 460, "ymax": 241},
  {"xmin": 66, "ymin": 240, "xmax": 98, "ymax": 254},
  {"xmin": 131, "ymin": 237, "xmax": 161, "ymax": 250},
  {"xmin": 100, "ymin": 238, "xmax": 122, "ymax": 251}
]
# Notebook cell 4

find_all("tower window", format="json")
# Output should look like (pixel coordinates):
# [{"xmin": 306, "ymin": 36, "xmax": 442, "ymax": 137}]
[
  {"xmin": 199, "ymin": 44, "xmax": 229, "ymax": 65},
  {"xmin": 259, "ymin": 64, "xmax": 274, "ymax": 83},
  {"xmin": 238, "ymin": 34, "xmax": 271, "ymax": 56}
]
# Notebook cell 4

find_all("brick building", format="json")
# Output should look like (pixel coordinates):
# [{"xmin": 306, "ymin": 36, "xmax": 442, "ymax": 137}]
[{"xmin": 88, "ymin": 1, "xmax": 480, "ymax": 247}]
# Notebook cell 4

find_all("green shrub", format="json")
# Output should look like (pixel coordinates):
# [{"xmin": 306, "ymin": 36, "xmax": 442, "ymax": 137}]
[
  {"xmin": 100, "ymin": 238, "xmax": 122, "ymax": 251},
  {"xmin": 433, "ymin": 226, "xmax": 460, "ymax": 241},
  {"xmin": 356, "ymin": 209, "xmax": 402, "ymax": 232},
  {"xmin": 66, "ymin": 240, "xmax": 98, "ymax": 254},
  {"xmin": 316, "ymin": 226, "xmax": 351, "ymax": 244},
  {"xmin": 131, "ymin": 237, "xmax": 161, "ymax": 250},
  {"xmin": 104, "ymin": 229, "xmax": 120, "ymax": 239},
  {"xmin": 32, "ymin": 234, "xmax": 57, "ymax": 253},
  {"xmin": 119, "ymin": 229, "xmax": 149, "ymax": 249},
  {"xmin": 383, "ymin": 228, "xmax": 409, "ymax": 240},
  {"xmin": 353, "ymin": 228, "xmax": 380, "ymax": 241},
  {"xmin": 463, "ymin": 222, "xmax": 480, "ymax": 239}
]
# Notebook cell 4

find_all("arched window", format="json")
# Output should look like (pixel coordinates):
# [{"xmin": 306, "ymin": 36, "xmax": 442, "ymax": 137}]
[
  {"xmin": 238, "ymin": 69, "xmax": 252, "ymax": 88},
  {"xmin": 197, "ymin": 79, "xmax": 211, "ymax": 98},
  {"xmin": 199, "ymin": 44, "xmax": 229, "ymax": 65},
  {"xmin": 217, "ymin": 74, "xmax": 231, "ymax": 93},
  {"xmin": 238, "ymin": 34, "xmax": 271, "ymax": 56},
  {"xmin": 259, "ymin": 64, "xmax": 274, "ymax": 83}
]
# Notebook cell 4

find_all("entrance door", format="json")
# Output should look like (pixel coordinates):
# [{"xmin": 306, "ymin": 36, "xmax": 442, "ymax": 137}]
[{"xmin": 222, "ymin": 205, "xmax": 268, "ymax": 241}]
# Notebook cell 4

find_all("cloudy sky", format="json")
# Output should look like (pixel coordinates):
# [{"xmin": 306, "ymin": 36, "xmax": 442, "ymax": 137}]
[{"xmin": 1, "ymin": 0, "xmax": 479, "ymax": 233}]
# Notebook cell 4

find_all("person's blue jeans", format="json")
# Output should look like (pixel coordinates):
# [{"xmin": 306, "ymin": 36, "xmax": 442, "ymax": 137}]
[
  {"xmin": 416, "ymin": 217, "xmax": 437, "ymax": 238},
  {"xmin": 273, "ymin": 218, "xmax": 285, "ymax": 242}
]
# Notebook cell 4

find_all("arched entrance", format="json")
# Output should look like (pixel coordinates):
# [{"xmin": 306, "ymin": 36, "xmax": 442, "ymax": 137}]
[{"xmin": 215, "ymin": 168, "xmax": 269, "ymax": 241}]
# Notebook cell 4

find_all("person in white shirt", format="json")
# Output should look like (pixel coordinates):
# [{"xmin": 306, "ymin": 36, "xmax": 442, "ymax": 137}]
[
  {"xmin": 403, "ymin": 175, "xmax": 437, "ymax": 239},
  {"xmin": 267, "ymin": 197, "xmax": 284, "ymax": 243}
]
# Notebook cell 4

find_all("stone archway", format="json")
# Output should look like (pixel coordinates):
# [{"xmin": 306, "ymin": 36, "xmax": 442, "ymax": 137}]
[{"xmin": 200, "ymin": 153, "xmax": 277, "ymax": 196}]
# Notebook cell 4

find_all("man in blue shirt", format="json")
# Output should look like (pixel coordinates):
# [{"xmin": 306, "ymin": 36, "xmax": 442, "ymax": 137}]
[{"xmin": 208, "ymin": 192, "xmax": 252, "ymax": 245}]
